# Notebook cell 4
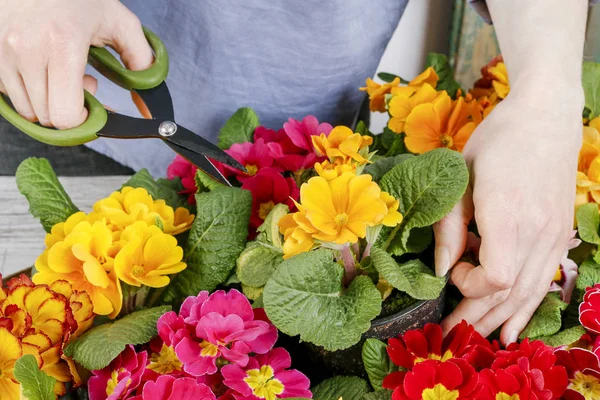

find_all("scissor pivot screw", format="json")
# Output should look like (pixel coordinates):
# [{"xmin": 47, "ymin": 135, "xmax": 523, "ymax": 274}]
[{"xmin": 158, "ymin": 121, "xmax": 177, "ymax": 137}]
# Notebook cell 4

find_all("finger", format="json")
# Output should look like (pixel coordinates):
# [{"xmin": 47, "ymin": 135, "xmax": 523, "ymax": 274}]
[
  {"xmin": 83, "ymin": 75, "xmax": 98, "ymax": 96},
  {"xmin": 441, "ymin": 288, "xmax": 510, "ymax": 336},
  {"xmin": 18, "ymin": 61, "xmax": 50, "ymax": 126},
  {"xmin": 433, "ymin": 187, "xmax": 474, "ymax": 277},
  {"xmin": 0, "ymin": 79, "xmax": 5, "ymax": 93},
  {"xmin": 47, "ymin": 43, "xmax": 88, "ymax": 129},
  {"xmin": 451, "ymin": 215, "xmax": 519, "ymax": 298},
  {"xmin": 0, "ymin": 68, "xmax": 36, "ymax": 121},
  {"xmin": 104, "ymin": 4, "xmax": 153, "ymax": 71}
]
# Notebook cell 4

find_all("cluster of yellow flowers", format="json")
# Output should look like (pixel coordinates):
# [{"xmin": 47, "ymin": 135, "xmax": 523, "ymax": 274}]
[
  {"xmin": 361, "ymin": 58, "xmax": 511, "ymax": 155},
  {"xmin": 32, "ymin": 187, "xmax": 194, "ymax": 318},
  {"xmin": 0, "ymin": 278, "xmax": 94, "ymax": 397},
  {"xmin": 279, "ymin": 126, "xmax": 403, "ymax": 259},
  {"xmin": 576, "ymin": 117, "xmax": 600, "ymax": 207}
]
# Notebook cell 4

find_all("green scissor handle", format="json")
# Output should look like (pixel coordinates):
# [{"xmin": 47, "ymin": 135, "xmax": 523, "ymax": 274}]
[{"xmin": 0, "ymin": 26, "xmax": 169, "ymax": 146}]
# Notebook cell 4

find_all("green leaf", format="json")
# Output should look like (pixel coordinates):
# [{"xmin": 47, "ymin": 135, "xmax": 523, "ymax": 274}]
[
  {"xmin": 162, "ymin": 187, "xmax": 252, "ymax": 303},
  {"xmin": 377, "ymin": 72, "xmax": 408, "ymax": 84},
  {"xmin": 16, "ymin": 157, "xmax": 79, "ymax": 232},
  {"xmin": 362, "ymin": 338, "xmax": 398, "ymax": 391},
  {"xmin": 195, "ymin": 169, "xmax": 224, "ymax": 192},
  {"xmin": 404, "ymin": 226, "xmax": 433, "ymax": 254},
  {"xmin": 520, "ymin": 293, "xmax": 567, "ymax": 339},
  {"xmin": 582, "ymin": 61, "xmax": 600, "ymax": 120},
  {"xmin": 379, "ymin": 148, "xmax": 468, "ymax": 255},
  {"xmin": 256, "ymin": 203, "xmax": 289, "ymax": 247},
  {"xmin": 313, "ymin": 376, "xmax": 371, "ymax": 400},
  {"xmin": 577, "ymin": 258, "xmax": 600, "ymax": 292},
  {"xmin": 64, "ymin": 306, "xmax": 170, "ymax": 371},
  {"xmin": 237, "ymin": 241, "xmax": 283, "ymax": 287},
  {"xmin": 577, "ymin": 203, "xmax": 600, "ymax": 244},
  {"xmin": 217, "ymin": 107, "xmax": 260, "ymax": 150},
  {"xmin": 263, "ymin": 249, "xmax": 381, "ymax": 351},
  {"xmin": 242, "ymin": 284, "xmax": 263, "ymax": 300},
  {"xmin": 356, "ymin": 120, "xmax": 372, "ymax": 136},
  {"xmin": 371, "ymin": 248, "xmax": 445, "ymax": 300},
  {"xmin": 425, "ymin": 53, "xmax": 461, "ymax": 98},
  {"xmin": 538, "ymin": 325, "xmax": 587, "ymax": 348},
  {"xmin": 14, "ymin": 354, "xmax": 56, "ymax": 400},
  {"xmin": 363, "ymin": 391, "xmax": 393, "ymax": 400},
  {"xmin": 123, "ymin": 169, "xmax": 190, "ymax": 211},
  {"xmin": 363, "ymin": 154, "xmax": 414, "ymax": 182}
]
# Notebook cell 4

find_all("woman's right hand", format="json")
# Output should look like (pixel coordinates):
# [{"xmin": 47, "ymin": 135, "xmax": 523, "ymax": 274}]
[{"xmin": 0, "ymin": 0, "xmax": 153, "ymax": 129}]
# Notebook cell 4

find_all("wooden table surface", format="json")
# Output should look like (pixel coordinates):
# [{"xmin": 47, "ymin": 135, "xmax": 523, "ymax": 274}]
[{"xmin": 0, "ymin": 176, "xmax": 129, "ymax": 277}]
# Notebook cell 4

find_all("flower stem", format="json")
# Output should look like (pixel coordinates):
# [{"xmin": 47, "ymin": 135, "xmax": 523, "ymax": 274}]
[
  {"xmin": 340, "ymin": 245, "xmax": 357, "ymax": 284},
  {"xmin": 362, "ymin": 242, "xmax": 373, "ymax": 259}
]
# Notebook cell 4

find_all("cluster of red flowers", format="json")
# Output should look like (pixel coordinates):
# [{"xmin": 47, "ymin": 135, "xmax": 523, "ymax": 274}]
[
  {"xmin": 167, "ymin": 116, "xmax": 332, "ymax": 234},
  {"xmin": 383, "ymin": 284, "xmax": 600, "ymax": 400}
]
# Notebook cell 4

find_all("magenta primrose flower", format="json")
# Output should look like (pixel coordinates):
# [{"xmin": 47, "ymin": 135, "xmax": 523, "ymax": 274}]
[
  {"xmin": 223, "ymin": 138, "xmax": 282, "ymax": 182},
  {"xmin": 88, "ymin": 345, "xmax": 148, "ymax": 400},
  {"xmin": 175, "ymin": 289, "xmax": 278, "ymax": 376},
  {"xmin": 283, "ymin": 115, "xmax": 333, "ymax": 152},
  {"xmin": 130, "ymin": 374, "xmax": 216, "ymax": 400},
  {"xmin": 222, "ymin": 347, "xmax": 312, "ymax": 400}
]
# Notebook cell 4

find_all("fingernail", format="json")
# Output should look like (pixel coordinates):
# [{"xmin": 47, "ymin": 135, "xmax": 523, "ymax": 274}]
[
  {"xmin": 507, "ymin": 330, "xmax": 519, "ymax": 345},
  {"xmin": 435, "ymin": 246, "xmax": 450, "ymax": 277}
]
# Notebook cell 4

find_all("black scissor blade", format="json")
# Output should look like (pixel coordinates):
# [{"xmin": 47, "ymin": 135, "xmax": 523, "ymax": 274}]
[
  {"xmin": 134, "ymin": 83, "xmax": 175, "ymax": 120},
  {"xmin": 166, "ymin": 141, "xmax": 232, "ymax": 187},
  {"xmin": 167, "ymin": 125, "xmax": 246, "ymax": 171}
]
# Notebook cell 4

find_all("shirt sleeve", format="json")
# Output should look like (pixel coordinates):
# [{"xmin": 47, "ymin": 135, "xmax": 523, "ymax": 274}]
[{"xmin": 469, "ymin": 0, "xmax": 598, "ymax": 24}]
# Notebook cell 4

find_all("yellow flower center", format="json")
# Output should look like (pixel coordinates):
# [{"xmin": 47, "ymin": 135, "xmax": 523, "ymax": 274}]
[
  {"xmin": 440, "ymin": 134, "xmax": 454, "ymax": 148},
  {"xmin": 414, "ymin": 350, "xmax": 454, "ymax": 365},
  {"xmin": 553, "ymin": 266, "xmax": 562, "ymax": 282},
  {"xmin": 147, "ymin": 344, "xmax": 183, "ymax": 375},
  {"xmin": 422, "ymin": 383, "xmax": 459, "ymax": 400},
  {"xmin": 246, "ymin": 164, "xmax": 259, "ymax": 176},
  {"xmin": 243, "ymin": 365, "xmax": 284, "ymax": 400},
  {"xmin": 106, "ymin": 369, "xmax": 130, "ymax": 396},
  {"xmin": 199, "ymin": 340, "xmax": 219, "ymax": 357},
  {"xmin": 496, "ymin": 393, "xmax": 520, "ymax": 400},
  {"xmin": 131, "ymin": 266, "xmax": 145, "ymax": 277},
  {"xmin": 334, "ymin": 213, "xmax": 349, "ymax": 226},
  {"xmin": 259, "ymin": 201, "xmax": 276, "ymax": 220},
  {"xmin": 569, "ymin": 371, "xmax": 600, "ymax": 400}
]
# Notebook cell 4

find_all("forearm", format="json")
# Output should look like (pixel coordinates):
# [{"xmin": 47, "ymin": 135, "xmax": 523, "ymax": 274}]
[{"xmin": 487, "ymin": 0, "xmax": 587, "ymax": 103}]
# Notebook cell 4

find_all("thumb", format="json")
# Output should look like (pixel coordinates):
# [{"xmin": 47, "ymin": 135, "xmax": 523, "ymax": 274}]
[
  {"xmin": 433, "ymin": 187, "xmax": 474, "ymax": 277},
  {"xmin": 101, "ymin": 3, "xmax": 154, "ymax": 71}
]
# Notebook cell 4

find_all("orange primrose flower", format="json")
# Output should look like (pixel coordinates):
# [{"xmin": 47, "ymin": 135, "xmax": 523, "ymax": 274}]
[{"xmin": 312, "ymin": 126, "xmax": 373, "ymax": 165}]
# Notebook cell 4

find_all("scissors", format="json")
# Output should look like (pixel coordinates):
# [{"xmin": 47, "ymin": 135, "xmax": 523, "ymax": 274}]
[{"xmin": 0, "ymin": 27, "xmax": 244, "ymax": 186}]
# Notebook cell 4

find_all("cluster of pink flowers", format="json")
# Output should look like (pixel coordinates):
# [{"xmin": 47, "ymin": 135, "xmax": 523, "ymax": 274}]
[
  {"xmin": 89, "ymin": 289, "xmax": 311, "ymax": 400},
  {"xmin": 167, "ymin": 116, "xmax": 332, "ymax": 234}
]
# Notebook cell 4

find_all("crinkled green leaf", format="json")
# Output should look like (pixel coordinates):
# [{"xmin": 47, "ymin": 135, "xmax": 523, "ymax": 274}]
[
  {"xmin": 577, "ymin": 258, "xmax": 600, "ymax": 292},
  {"xmin": 263, "ymin": 249, "xmax": 381, "ymax": 351},
  {"xmin": 363, "ymin": 391, "xmax": 393, "ymax": 400},
  {"xmin": 371, "ymin": 248, "xmax": 445, "ymax": 300},
  {"xmin": 404, "ymin": 226, "xmax": 433, "ymax": 254},
  {"xmin": 64, "ymin": 306, "xmax": 170, "ymax": 370},
  {"xmin": 362, "ymin": 338, "xmax": 398, "ymax": 391},
  {"xmin": 256, "ymin": 203, "xmax": 288, "ymax": 247},
  {"xmin": 313, "ymin": 376, "xmax": 371, "ymax": 400},
  {"xmin": 377, "ymin": 72, "xmax": 408, "ymax": 84},
  {"xmin": 426, "ymin": 53, "xmax": 462, "ymax": 98},
  {"xmin": 237, "ymin": 241, "xmax": 283, "ymax": 287},
  {"xmin": 520, "ymin": 293, "xmax": 567, "ymax": 340},
  {"xmin": 162, "ymin": 187, "xmax": 252, "ymax": 303},
  {"xmin": 576, "ymin": 203, "xmax": 600, "ymax": 245},
  {"xmin": 195, "ymin": 169, "xmax": 225, "ymax": 192},
  {"xmin": 252, "ymin": 295, "xmax": 264, "ymax": 309},
  {"xmin": 538, "ymin": 325, "xmax": 587, "ymax": 348},
  {"xmin": 364, "ymin": 154, "xmax": 414, "ymax": 182},
  {"xmin": 242, "ymin": 284, "xmax": 263, "ymax": 300},
  {"xmin": 379, "ymin": 148, "xmax": 468, "ymax": 255},
  {"xmin": 123, "ymin": 169, "xmax": 190, "ymax": 211},
  {"xmin": 583, "ymin": 61, "xmax": 600, "ymax": 119},
  {"xmin": 217, "ymin": 107, "xmax": 260, "ymax": 150},
  {"xmin": 16, "ymin": 157, "xmax": 79, "ymax": 232},
  {"xmin": 14, "ymin": 354, "xmax": 55, "ymax": 400}
]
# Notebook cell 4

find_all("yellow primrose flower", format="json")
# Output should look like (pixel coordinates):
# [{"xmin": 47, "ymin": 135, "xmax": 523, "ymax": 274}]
[
  {"xmin": 380, "ymin": 191, "xmax": 403, "ymax": 227},
  {"xmin": 389, "ymin": 67, "xmax": 439, "ymax": 97},
  {"xmin": 92, "ymin": 187, "xmax": 194, "ymax": 236},
  {"xmin": 300, "ymin": 173, "xmax": 390, "ymax": 244},
  {"xmin": 0, "ymin": 327, "xmax": 21, "ymax": 399},
  {"xmin": 387, "ymin": 84, "xmax": 439, "ymax": 134},
  {"xmin": 577, "ymin": 156, "xmax": 600, "ymax": 208},
  {"xmin": 312, "ymin": 126, "xmax": 373, "ymax": 165},
  {"xmin": 33, "ymin": 219, "xmax": 123, "ymax": 318},
  {"xmin": 278, "ymin": 206, "xmax": 317, "ymax": 259},
  {"xmin": 488, "ymin": 62, "xmax": 510, "ymax": 100},
  {"xmin": 404, "ymin": 92, "xmax": 479, "ymax": 154},
  {"xmin": 114, "ymin": 222, "xmax": 186, "ymax": 288},
  {"xmin": 48, "ymin": 280, "xmax": 95, "ymax": 339},
  {"xmin": 580, "ymin": 121, "xmax": 600, "ymax": 173},
  {"xmin": 314, "ymin": 160, "xmax": 357, "ymax": 181}
]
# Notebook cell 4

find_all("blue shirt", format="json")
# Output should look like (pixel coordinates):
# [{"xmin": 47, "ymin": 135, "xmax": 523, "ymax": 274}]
[{"xmin": 86, "ymin": 0, "xmax": 409, "ymax": 177}]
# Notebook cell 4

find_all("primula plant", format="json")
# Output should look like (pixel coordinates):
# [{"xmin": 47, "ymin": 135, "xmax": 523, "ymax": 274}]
[{"xmin": 6, "ymin": 52, "xmax": 600, "ymax": 400}]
